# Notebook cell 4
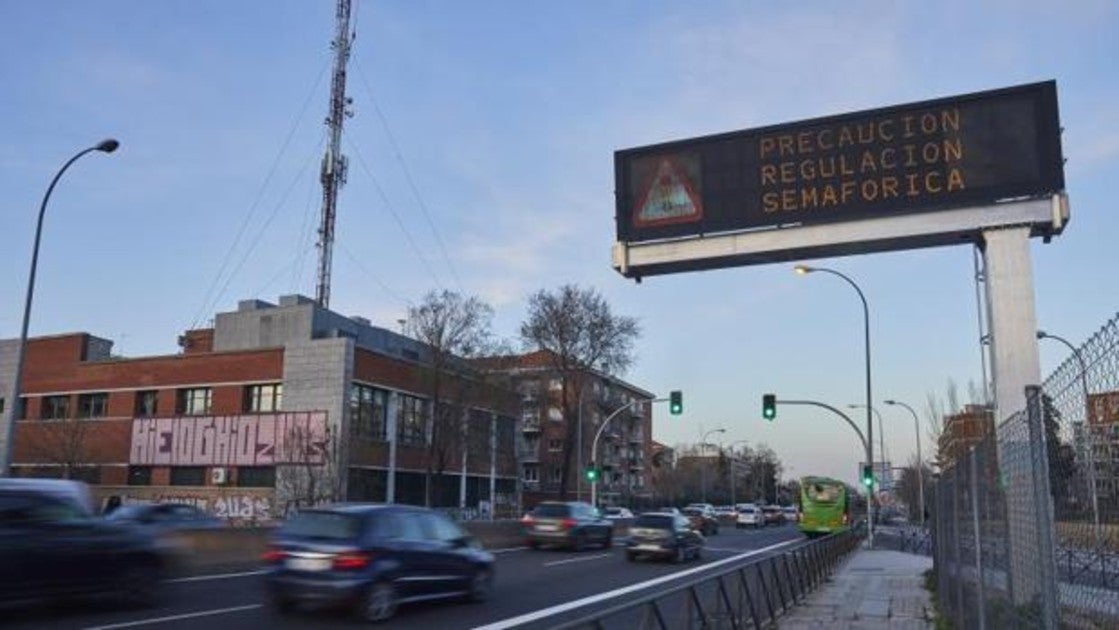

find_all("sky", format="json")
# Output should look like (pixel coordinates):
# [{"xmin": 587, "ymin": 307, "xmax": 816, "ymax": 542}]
[{"xmin": 2, "ymin": 1, "xmax": 1117, "ymax": 488}]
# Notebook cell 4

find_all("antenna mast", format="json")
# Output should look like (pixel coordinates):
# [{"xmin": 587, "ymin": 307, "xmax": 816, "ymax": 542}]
[{"xmin": 316, "ymin": 0, "xmax": 353, "ymax": 307}]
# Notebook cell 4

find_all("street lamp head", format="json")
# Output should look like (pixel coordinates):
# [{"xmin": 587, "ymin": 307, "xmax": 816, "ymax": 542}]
[
  {"xmin": 846, "ymin": 404, "xmax": 860, "ymax": 409},
  {"xmin": 793, "ymin": 265, "xmax": 814, "ymax": 275},
  {"xmin": 95, "ymin": 139, "xmax": 120, "ymax": 153},
  {"xmin": 884, "ymin": 399, "xmax": 898, "ymax": 406},
  {"xmin": 1036, "ymin": 330, "xmax": 1048, "ymax": 340}
]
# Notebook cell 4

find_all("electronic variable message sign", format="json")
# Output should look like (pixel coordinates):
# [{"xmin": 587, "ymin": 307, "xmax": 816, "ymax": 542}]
[{"xmin": 613, "ymin": 81, "xmax": 1066, "ymax": 278}]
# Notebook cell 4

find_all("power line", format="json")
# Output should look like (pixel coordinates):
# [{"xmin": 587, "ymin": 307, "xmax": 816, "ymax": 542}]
[
  {"xmin": 352, "ymin": 55, "xmax": 464, "ymax": 290},
  {"xmin": 339, "ymin": 243, "xmax": 412, "ymax": 307},
  {"xmin": 343, "ymin": 132, "xmax": 445, "ymax": 289},
  {"xmin": 201, "ymin": 148, "xmax": 322, "ymax": 320},
  {"xmin": 186, "ymin": 58, "xmax": 330, "ymax": 332}
]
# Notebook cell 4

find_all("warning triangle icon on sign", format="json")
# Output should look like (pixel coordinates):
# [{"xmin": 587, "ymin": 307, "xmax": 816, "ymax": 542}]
[{"xmin": 635, "ymin": 157, "xmax": 702, "ymax": 227}]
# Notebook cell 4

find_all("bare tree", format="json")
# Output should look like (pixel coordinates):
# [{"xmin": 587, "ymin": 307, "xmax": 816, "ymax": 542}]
[
  {"xmin": 405, "ymin": 290, "xmax": 497, "ymax": 507},
  {"xmin": 22, "ymin": 417, "xmax": 92, "ymax": 479},
  {"xmin": 520, "ymin": 284, "xmax": 640, "ymax": 500},
  {"xmin": 277, "ymin": 423, "xmax": 342, "ymax": 515}
]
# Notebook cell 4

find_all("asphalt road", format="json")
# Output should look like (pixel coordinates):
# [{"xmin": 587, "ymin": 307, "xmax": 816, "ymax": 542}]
[{"xmin": 5, "ymin": 524, "xmax": 805, "ymax": 630}]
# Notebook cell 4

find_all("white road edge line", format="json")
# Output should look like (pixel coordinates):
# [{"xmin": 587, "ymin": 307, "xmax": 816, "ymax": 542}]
[
  {"xmin": 167, "ymin": 570, "xmax": 266, "ymax": 583},
  {"xmin": 489, "ymin": 546, "xmax": 529, "ymax": 554},
  {"xmin": 542, "ymin": 553, "xmax": 612, "ymax": 567},
  {"xmin": 83, "ymin": 604, "xmax": 263, "ymax": 630},
  {"xmin": 473, "ymin": 537, "xmax": 801, "ymax": 630}
]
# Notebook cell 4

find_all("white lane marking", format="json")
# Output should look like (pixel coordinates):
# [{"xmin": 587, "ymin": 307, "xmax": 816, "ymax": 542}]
[
  {"xmin": 542, "ymin": 553, "xmax": 612, "ymax": 567},
  {"xmin": 473, "ymin": 537, "xmax": 801, "ymax": 630},
  {"xmin": 83, "ymin": 604, "xmax": 263, "ymax": 629},
  {"xmin": 167, "ymin": 570, "xmax": 266, "ymax": 583},
  {"xmin": 489, "ymin": 546, "xmax": 529, "ymax": 554}
]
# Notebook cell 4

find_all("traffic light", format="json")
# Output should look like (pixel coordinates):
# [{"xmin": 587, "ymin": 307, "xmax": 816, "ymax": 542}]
[
  {"xmin": 669, "ymin": 390, "xmax": 683, "ymax": 415},
  {"xmin": 762, "ymin": 394, "xmax": 776, "ymax": 420},
  {"xmin": 585, "ymin": 464, "xmax": 599, "ymax": 482},
  {"xmin": 861, "ymin": 465, "xmax": 875, "ymax": 488}
]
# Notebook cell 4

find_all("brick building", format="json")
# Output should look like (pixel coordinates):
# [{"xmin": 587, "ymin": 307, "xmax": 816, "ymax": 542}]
[
  {"xmin": 488, "ymin": 351, "xmax": 654, "ymax": 509},
  {"xmin": 0, "ymin": 295, "xmax": 520, "ymax": 521},
  {"xmin": 936, "ymin": 404, "xmax": 995, "ymax": 470},
  {"xmin": 1085, "ymin": 391, "xmax": 1119, "ymax": 513}
]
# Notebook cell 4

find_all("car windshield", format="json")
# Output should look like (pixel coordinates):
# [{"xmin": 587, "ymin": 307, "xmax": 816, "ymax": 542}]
[
  {"xmin": 533, "ymin": 504, "xmax": 571, "ymax": 518},
  {"xmin": 634, "ymin": 515, "xmax": 673, "ymax": 529},
  {"xmin": 105, "ymin": 504, "xmax": 149, "ymax": 521},
  {"xmin": 604, "ymin": 508, "xmax": 621, "ymax": 515},
  {"xmin": 281, "ymin": 511, "xmax": 362, "ymax": 540}
]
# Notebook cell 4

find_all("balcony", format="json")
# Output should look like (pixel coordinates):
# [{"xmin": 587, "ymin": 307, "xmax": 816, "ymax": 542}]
[
  {"xmin": 629, "ymin": 430, "xmax": 644, "ymax": 444},
  {"xmin": 518, "ymin": 443, "xmax": 540, "ymax": 461},
  {"xmin": 521, "ymin": 419, "xmax": 541, "ymax": 433}
]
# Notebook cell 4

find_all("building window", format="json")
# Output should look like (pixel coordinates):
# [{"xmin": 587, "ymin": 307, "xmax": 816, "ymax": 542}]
[
  {"xmin": 127, "ymin": 466, "xmax": 152, "ymax": 486},
  {"xmin": 397, "ymin": 394, "xmax": 427, "ymax": 446},
  {"xmin": 522, "ymin": 464, "xmax": 539, "ymax": 483},
  {"xmin": 169, "ymin": 466, "xmax": 206, "ymax": 486},
  {"xmin": 177, "ymin": 388, "xmax": 212, "ymax": 415},
  {"xmin": 549, "ymin": 378, "xmax": 562, "ymax": 391},
  {"xmin": 0, "ymin": 397, "xmax": 4, "ymax": 414},
  {"xmin": 549, "ymin": 467, "xmax": 563, "ymax": 484},
  {"xmin": 350, "ymin": 383, "xmax": 388, "ymax": 441},
  {"xmin": 135, "ymin": 390, "xmax": 158, "ymax": 417},
  {"xmin": 77, "ymin": 393, "xmax": 108, "ymax": 419},
  {"xmin": 237, "ymin": 467, "xmax": 276, "ymax": 488},
  {"xmin": 548, "ymin": 407, "xmax": 563, "ymax": 422},
  {"xmin": 244, "ymin": 383, "xmax": 283, "ymax": 412},
  {"xmin": 547, "ymin": 439, "xmax": 563, "ymax": 452},
  {"xmin": 40, "ymin": 395, "xmax": 70, "ymax": 420}
]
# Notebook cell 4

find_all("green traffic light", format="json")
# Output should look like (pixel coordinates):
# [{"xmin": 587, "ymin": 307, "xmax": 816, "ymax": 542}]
[
  {"xmin": 669, "ymin": 390, "xmax": 683, "ymax": 415},
  {"xmin": 861, "ymin": 465, "xmax": 875, "ymax": 487},
  {"xmin": 585, "ymin": 466, "xmax": 599, "ymax": 482},
  {"xmin": 762, "ymin": 394, "xmax": 776, "ymax": 420}
]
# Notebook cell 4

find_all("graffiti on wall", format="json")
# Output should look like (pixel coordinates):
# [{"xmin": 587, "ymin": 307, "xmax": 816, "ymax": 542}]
[
  {"xmin": 103, "ymin": 487, "xmax": 276, "ymax": 523},
  {"xmin": 129, "ymin": 411, "xmax": 328, "ymax": 466}
]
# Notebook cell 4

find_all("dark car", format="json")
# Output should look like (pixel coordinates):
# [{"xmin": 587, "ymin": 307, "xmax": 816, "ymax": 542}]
[
  {"xmin": 762, "ymin": 505, "xmax": 786, "ymax": 526},
  {"xmin": 522, "ymin": 501, "xmax": 613, "ymax": 551},
  {"xmin": 264, "ymin": 504, "xmax": 494, "ymax": 623},
  {"xmin": 682, "ymin": 506, "xmax": 720, "ymax": 536},
  {"xmin": 0, "ymin": 479, "xmax": 166, "ymax": 608},
  {"xmin": 625, "ymin": 512, "xmax": 704, "ymax": 563},
  {"xmin": 105, "ymin": 502, "xmax": 224, "ymax": 532}
]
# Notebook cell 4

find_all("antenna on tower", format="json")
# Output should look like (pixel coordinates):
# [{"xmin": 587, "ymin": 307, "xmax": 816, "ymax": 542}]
[{"xmin": 316, "ymin": 0, "xmax": 354, "ymax": 308}]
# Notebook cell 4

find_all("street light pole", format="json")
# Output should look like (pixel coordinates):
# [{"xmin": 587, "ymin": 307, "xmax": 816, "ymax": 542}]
[
  {"xmin": 2, "ymin": 139, "xmax": 120, "ymax": 477},
  {"xmin": 1037, "ymin": 330, "xmax": 1100, "ymax": 533},
  {"xmin": 795, "ymin": 264, "xmax": 875, "ymax": 543},
  {"xmin": 727, "ymin": 439, "xmax": 750, "ymax": 507},
  {"xmin": 884, "ymin": 399, "xmax": 926, "ymax": 525},
  {"xmin": 590, "ymin": 396, "xmax": 668, "ymax": 508},
  {"xmin": 700, "ymin": 428, "xmax": 726, "ymax": 504}
]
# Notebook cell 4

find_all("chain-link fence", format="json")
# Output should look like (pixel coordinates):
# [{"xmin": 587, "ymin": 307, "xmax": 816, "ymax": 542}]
[{"xmin": 933, "ymin": 312, "xmax": 1119, "ymax": 629}]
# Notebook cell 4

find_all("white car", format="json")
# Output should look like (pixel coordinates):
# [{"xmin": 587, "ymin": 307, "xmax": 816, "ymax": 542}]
[
  {"xmin": 736, "ymin": 503, "xmax": 762, "ymax": 529},
  {"xmin": 782, "ymin": 506, "xmax": 800, "ymax": 523},
  {"xmin": 602, "ymin": 507, "xmax": 634, "ymax": 520}
]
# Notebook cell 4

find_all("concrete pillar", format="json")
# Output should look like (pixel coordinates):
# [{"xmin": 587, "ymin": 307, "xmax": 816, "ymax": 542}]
[
  {"xmin": 386, "ymin": 391, "xmax": 398, "ymax": 503},
  {"xmin": 982, "ymin": 226, "xmax": 1052, "ymax": 609}
]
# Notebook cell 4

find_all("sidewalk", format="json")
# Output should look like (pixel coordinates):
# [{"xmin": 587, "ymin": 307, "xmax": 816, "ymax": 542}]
[{"xmin": 779, "ymin": 548, "xmax": 935, "ymax": 629}]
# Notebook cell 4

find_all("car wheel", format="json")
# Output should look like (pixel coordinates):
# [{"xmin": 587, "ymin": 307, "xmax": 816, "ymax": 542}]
[
  {"xmin": 467, "ymin": 568, "xmax": 493, "ymax": 603},
  {"xmin": 673, "ymin": 545, "xmax": 686, "ymax": 564},
  {"xmin": 626, "ymin": 551, "xmax": 638, "ymax": 562},
  {"xmin": 573, "ymin": 532, "xmax": 587, "ymax": 552},
  {"xmin": 602, "ymin": 531, "xmax": 613, "ymax": 549},
  {"xmin": 693, "ymin": 546, "xmax": 703, "ymax": 561},
  {"xmin": 527, "ymin": 540, "xmax": 540, "ymax": 550},
  {"xmin": 359, "ymin": 582, "xmax": 398, "ymax": 623},
  {"xmin": 271, "ymin": 594, "xmax": 296, "ymax": 615},
  {"xmin": 712, "ymin": 526, "xmax": 719, "ymax": 536}
]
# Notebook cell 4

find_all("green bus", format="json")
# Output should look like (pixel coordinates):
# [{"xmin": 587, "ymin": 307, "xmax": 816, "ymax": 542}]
[{"xmin": 799, "ymin": 476, "xmax": 850, "ymax": 537}]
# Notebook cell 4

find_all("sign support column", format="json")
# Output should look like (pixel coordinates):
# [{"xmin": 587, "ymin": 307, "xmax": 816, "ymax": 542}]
[{"xmin": 982, "ymin": 225, "xmax": 1056, "ymax": 609}]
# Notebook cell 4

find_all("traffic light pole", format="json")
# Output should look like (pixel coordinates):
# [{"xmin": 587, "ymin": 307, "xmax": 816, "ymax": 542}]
[
  {"xmin": 775, "ymin": 398, "xmax": 872, "ymax": 543},
  {"xmin": 590, "ymin": 397, "xmax": 668, "ymax": 508}
]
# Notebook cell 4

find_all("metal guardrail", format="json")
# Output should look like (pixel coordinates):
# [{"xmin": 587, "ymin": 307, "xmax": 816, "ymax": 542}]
[{"xmin": 552, "ymin": 531, "xmax": 860, "ymax": 629}]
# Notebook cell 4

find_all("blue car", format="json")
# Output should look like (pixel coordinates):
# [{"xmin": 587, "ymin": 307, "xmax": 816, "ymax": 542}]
[{"xmin": 263, "ymin": 504, "xmax": 494, "ymax": 622}]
